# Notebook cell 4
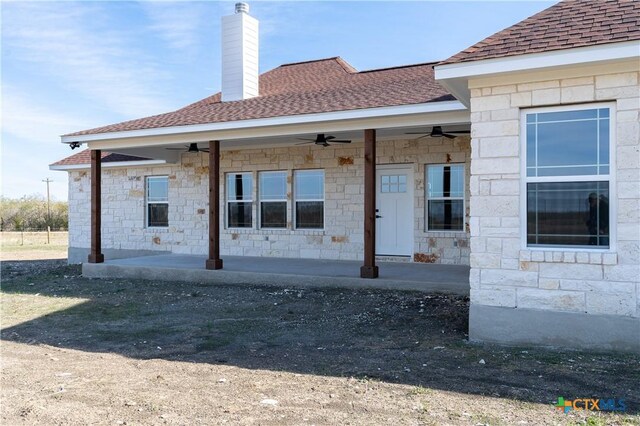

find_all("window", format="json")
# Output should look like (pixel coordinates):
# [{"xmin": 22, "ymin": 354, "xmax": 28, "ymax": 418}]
[
  {"xmin": 381, "ymin": 175, "xmax": 407, "ymax": 193},
  {"xmin": 259, "ymin": 171, "xmax": 287, "ymax": 228},
  {"xmin": 524, "ymin": 105, "xmax": 612, "ymax": 248},
  {"xmin": 227, "ymin": 172, "xmax": 253, "ymax": 228},
  {"xmin": 294, "ymin": 170, "xmax": 324, "ymax": 229},
  {"xmin": 426, "ymin": 164, "xmax": 465, "ymax": 231},
  {"xmin": 146, "ymin": 176, "xmax": 168, "ymax": 227}
]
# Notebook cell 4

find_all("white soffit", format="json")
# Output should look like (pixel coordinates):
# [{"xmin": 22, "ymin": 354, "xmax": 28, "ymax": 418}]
[{"xmin": 434, "ymin": 40, "xmax": 640, "ymax": 106}]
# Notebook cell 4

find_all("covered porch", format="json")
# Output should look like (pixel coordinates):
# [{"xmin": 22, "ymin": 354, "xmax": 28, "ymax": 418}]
[{"xmin": 83, "ymin": 253, "xmax": 470, "ymax": 295}]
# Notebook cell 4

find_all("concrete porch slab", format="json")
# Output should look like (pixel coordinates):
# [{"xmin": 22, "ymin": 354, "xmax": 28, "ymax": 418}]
[{"xmin": 83, "ymin": 254, "xmax": 470, "ymax": 295}]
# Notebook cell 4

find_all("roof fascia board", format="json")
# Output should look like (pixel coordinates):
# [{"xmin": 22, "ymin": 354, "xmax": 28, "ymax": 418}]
[
  {"xmin": 85, "ymin": 109, "xmax": 471, "ymax": 151},
  {"xmin": 434, "ymin": 40, "xmax": 640, "ymax": 80},
  {"xmin": 62, "ymin": 101, "xmax": 467, "ymax": 144},
  {"xmin": 49, "ymin": 159, "xmax": 167, "ymax": 172}
]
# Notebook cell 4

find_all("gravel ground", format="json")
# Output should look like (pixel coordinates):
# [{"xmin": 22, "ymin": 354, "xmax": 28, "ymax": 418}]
[{"xmin": 1, "ymin": 259, "xmax": 638, "ymax": 425}]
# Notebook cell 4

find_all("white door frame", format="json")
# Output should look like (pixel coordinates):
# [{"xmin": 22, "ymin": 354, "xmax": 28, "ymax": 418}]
[{"xmin": 375, "ymin": 163, "xmax": 414, "ymax": 256}]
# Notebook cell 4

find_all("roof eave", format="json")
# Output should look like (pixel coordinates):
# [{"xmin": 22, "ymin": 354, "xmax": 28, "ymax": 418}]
[
  {"xmin": 435, "ymin": 40, "xmax": 640, "ymax": 106},
  {"xmin": 61, "ymin": 100, "xmax": 468, "ymax": 148}
]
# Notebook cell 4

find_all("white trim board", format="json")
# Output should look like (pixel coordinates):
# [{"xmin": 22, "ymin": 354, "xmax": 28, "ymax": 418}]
[
  {"xmin": 49, "ymin": 159, "xmax": 168, "ymax": 172},
  {"xmin": 61, "ymin": 101, "xmax": 468, "ymax": 147}
]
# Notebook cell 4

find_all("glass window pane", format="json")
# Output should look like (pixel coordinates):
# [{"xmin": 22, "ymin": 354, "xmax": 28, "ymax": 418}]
[
  {"xmin": 428, "ymin": 165, "xmax": 464, "ymax": 198},
  {"xmin": 526, "ymin": 123, "xmax": 537, "ymax": 173},
  {"xmin": 382, "ymin": 176, "xmax": 389, "ymax": 184},
  {"xmin": 428, "ymin": 200, "xmax": 464, "ymax": 231},
  {"xmin": 526, "ymin": 108, "xmax": 609, "ymax": 177},
  {"xmin": 536, "ymin": 120, "xmax": 598, "ymax": 170},
  {"xmin": 527, "ymin": 181, "xmax": 609, "ymax": 247},
  {"xmin": 537, "ymin": 109, "xmax": 598, "ymax": 122},
  {"xmin": 228, "ymin": 202, "xmax": 252, "ymax": 228},
  {"xmin": 599, "ymin": 118, "xmax": 610, "ymax": 169},
  {"xmin": 399, "ymin": 175, "xmax": 406, "ymax": 185},
  {"xmin": 381, "ymin": 184, "xmax": 389, "ymax": 193},
  {"xmin": 260, "ymin": 172, "xmax": 287, "ymax": 201},
  {"xmin": 399, "ymin": 183, "xmax": 407, "ymax": 193},
  {"xmin": 148, "ymin": 204, "xmax": 168, "ymax": 227},
  {"xmin": 147, "ymin": 177, "xmax": 168, "ymax": 202},
  {"xmin": 261, "ymin": 202, "xmax": 286, "ymax": 228},
  {"xmin": 296, "ymin": 201, "xmax": 323, "ymax": 229},
  {"xmin": 295, "ymin": 170, "xmax": 324, "ymax": 200},
  {"xmin": 227, "ymin": 173, "xmax": 252, "ymax": 201}
]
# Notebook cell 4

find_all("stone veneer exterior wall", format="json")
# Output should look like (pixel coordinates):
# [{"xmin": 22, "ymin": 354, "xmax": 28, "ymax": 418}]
[
  {"xmin": 467, "ymin": 60, "xmax": 640, "ymax": 351},
  {"xmin": 68, "ymin": 137, "xmax": 471, "ymax": 265}
]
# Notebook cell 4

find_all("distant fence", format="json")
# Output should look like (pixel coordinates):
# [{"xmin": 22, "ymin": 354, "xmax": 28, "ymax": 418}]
[{"xmin": 1, "ymin": 229, "xmax": 69, "ymax": 247}]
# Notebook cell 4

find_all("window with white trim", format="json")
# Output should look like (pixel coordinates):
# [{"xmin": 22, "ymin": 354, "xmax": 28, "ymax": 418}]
[
  {"xmin": 226, "ymin": 172, "xmax": 253, "ymax": 228},
  {"xmin": 146, "ymin": 176, "xmax": 168, "ymax": 227},
  {"xmin": 294, "ymin": 170, "xmax": 324, "ymax": 229},
  {"xmin": 426, "ymin": 164, "xmax": 465, "ymax": 231},
  {"xmin": 259, "ymin": 171, "xmax": 287, "ymax": 228},
  {"xmin": 524, "ymin": 105, "xmax": 612, "ymax": 248}
]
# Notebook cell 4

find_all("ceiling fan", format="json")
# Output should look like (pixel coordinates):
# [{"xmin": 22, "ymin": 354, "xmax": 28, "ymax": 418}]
[
  {"xmin": 296, "ymin": 133, "xmax": 352, "ymax": 147},
  {"xmin": 166, "ymin": 143, "xmax": 209, "ymax": 153},
  {"xmin": 405, "ymin": 126, "xmax": 470, "ymax": 139}
]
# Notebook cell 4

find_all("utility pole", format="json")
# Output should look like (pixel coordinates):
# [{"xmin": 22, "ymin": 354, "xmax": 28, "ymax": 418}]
[{"xmin": 43, "ymin": 178, "xmax": 53, "ymax": 244}]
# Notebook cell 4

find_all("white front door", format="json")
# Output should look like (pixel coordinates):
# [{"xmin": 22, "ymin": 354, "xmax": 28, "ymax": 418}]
[{"xmin": 376, "ymin": 166, "xmax": 413, "ymax": 256}]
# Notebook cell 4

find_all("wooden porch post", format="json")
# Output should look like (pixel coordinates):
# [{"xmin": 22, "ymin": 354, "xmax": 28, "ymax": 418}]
[
  {"xmin": 206, "ymin": 140, "xmax": 223, "ymax": 270},
  {"xmin": 88, "ymin": 149, "xmax": 104, "ymax": 263},
  {"xmin": 360, "ymin": 129, "xmax": 378, "ymax": 278}
]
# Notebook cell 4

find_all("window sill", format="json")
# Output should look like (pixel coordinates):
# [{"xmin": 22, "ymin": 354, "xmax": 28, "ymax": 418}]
[{"xmin": 519, "ymin": 250, "xmax": 617, "ymax": 266}]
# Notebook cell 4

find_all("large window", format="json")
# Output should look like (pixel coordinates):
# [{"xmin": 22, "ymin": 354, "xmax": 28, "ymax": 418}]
[
  {"xmin": 227, "ymin": 172, "xmax": 253, "ymax": 228},
  {"xmin": 294, "ymin": 170, "xmax": 324, "ymax": 229},
  {"xmin": 259, "ymin": 171, "xmax": 287, "ymax": 228},
  {"xmin": 146, "ymin": 176, "xmax": 168, "ymax": 227},
  {"xmin": 426, "ymin": 164, "xmax": 465, "ymax": 231},
  {"xmin": 524, "ymin": 105, "xmax": 612, "ymax": 248}
]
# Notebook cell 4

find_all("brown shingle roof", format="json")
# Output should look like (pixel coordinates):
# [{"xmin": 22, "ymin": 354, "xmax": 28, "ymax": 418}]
[
  {"xmin": 64, "ymin": 57, "xmax": 454, "ymax": 138},
  {"xmin": 51, "ymin": 150, "xmax": 149, "ymax": 167},
  {"xmin": 441, "ymin": 0, "xmax": 640, "ymax": 65}
]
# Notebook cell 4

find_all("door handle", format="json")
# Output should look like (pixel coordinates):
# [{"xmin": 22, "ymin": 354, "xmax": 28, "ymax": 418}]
[{"xmin": 375, "ymin": 215, "xmax": 383, "ymax": 219}]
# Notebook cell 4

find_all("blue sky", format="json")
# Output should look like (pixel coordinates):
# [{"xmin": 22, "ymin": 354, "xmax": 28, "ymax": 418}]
[{"xmin": 1, "ymin": 0, "xmax": 553, "ymax": 201}]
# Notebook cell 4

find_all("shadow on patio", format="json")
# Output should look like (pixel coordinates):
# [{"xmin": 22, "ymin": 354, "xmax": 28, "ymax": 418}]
[{"xmin": 1, "ymin": 260, "xmax": 639, "ymax": 415}]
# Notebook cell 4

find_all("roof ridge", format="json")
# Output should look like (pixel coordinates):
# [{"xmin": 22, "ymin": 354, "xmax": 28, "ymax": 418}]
[
  {"xmin": 357, "ymin": 61, "xmax": 441, "ymax": 74},
  {"xmin": 279, "ymin": 56, "xmax": 342, "ymax": 67}
]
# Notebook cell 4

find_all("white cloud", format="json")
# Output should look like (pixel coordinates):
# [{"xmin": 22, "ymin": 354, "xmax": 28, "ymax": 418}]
[
  {"xmin": 2, "ymin": 1, "xmax": 172, "ymax": 118},
  {"xmin": 142, "ymin": 1, "xmax": 209, "ymax": 51}
]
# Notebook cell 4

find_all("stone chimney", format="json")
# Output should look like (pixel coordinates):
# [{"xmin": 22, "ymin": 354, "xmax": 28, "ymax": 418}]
[{"xmin": 221, "ymin": 2, "xmax": 259, "ymax": 102}]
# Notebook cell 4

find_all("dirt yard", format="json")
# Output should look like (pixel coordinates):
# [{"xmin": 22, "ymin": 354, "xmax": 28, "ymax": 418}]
[
  {"xmin": 0, "ymin": 231, "xmax": 68, "ymax": 261},
  {"xmin": 1, "ymin": 259, "xmax": 638, "ymax": 425}
]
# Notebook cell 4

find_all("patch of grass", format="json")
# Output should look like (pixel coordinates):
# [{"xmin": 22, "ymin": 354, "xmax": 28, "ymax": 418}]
[
  {"xmin": 472, "ymin": 413, "xmax": 506, "ymax": 426},
  {"xmin": 409, "ymin": 386, "xmax": 433, "ymax": 396}
]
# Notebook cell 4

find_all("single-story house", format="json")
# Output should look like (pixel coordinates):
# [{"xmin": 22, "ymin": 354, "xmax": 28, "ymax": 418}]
[{"xmin": 52, "ymin": 0, "xmax": 640, "ymax": 352}]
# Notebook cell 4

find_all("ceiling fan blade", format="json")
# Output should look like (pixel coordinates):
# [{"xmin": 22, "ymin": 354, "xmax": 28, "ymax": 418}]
[
  {"xmin": 442, "ymin": 133, "xmax": 457, "ymax": 139},
  {"xmin": 199, "ymin": 148, "xmax": 210, "ymax": 152},
  {"xmin": 445, "ymin": 130, "xmax": 471, "ymax": 134},
  {"xmin": 329, "ymin": 140, "xmax": 351, "ymax": 143},
  {"xmin": 295, "ymin": 141, "xmax": 314, "ymax": 145},
  {"xmin": 297, "ymin": 138, "xmax": 316, "ymax": 142},
  {"xmin": 324, "ymin": 135, "xmax": 335, "ymax": 140},
  {"xmin": 404, "ymin": 132, "xmax": 430, "ymax": 135},
  {"xmin": 165, "ymin": 148, "xmax": 186, "ymax": 150}
]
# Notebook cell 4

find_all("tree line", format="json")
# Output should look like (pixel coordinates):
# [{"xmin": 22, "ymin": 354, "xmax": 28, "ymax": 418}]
[{"xmin": 0, "ymin": 195, "xmax": 68, "ymax": 231}]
